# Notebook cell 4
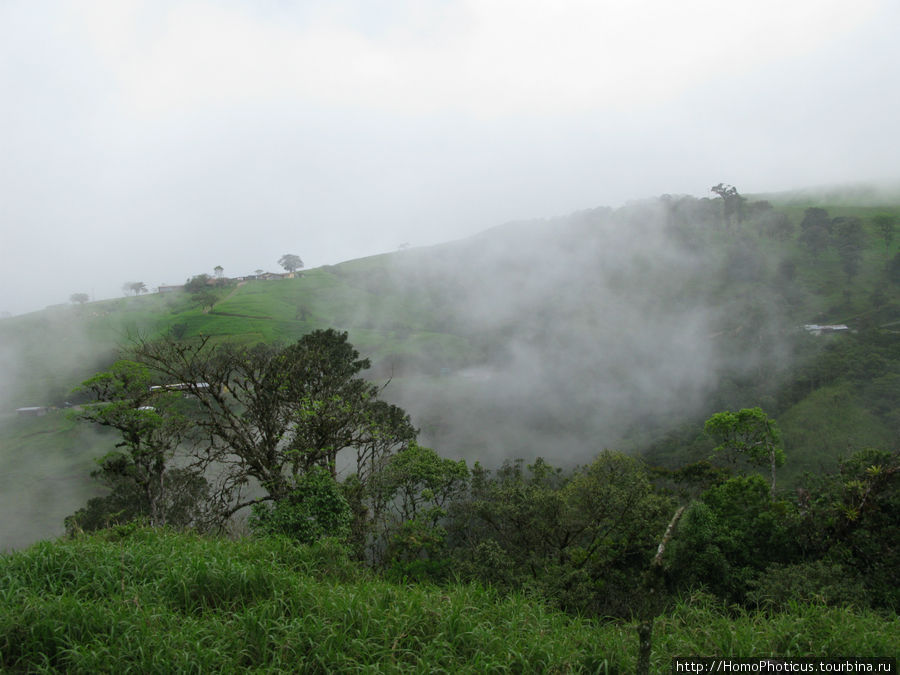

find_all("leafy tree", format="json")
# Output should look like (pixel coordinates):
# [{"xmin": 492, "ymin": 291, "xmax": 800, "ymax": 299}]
[
  {"xmin": 184, "ymin": 274, "xmax": 217, "ymax": 309},
  {"xmin": 758, "ymin": 210, "xmax": 793, "ymax": 240},
  {"xmin": 69, "ymin": 292, "xmax": 89, "ymax": 305},
  {"xmin": 800, "ymin": 206, "xmax": 831, "ymax": 232},
  {"xmin": 833, "ymin": 216, "xmax": 865, "ymax": 281},
  {"xmin": 66, "ymin": 466, "xmax": 208, "ymax": 536},
  {"xmin": 193, "ymin": 289, "xmax": 218, "ymax": 311},
  {"xmin": 278, "ymin": 330, "xmax": 417, "ymax": 479},
  {"xmin": 213, "ymin": 265, "xmax": 224, "ymax": 279},
  {"xmin": 789, "ymin": 448, "xmax": 900, "ymax": 610},
  {"xmin": 872, "ymin": 213, "xmax": 896, "ymax": 250},
  {"xmin": 449, "ymin": 452, "xmax": 671, "ymax": 617},
  {"xmin": 775, "ymin": 258, "xmax": 797, "ymax": 283},
  {"xmin": 704, "ymin": 407, "xmax": 784, "ymax": 497},
  {"xmin": 798, "ymin": 207, "xmax": 831, "ymax": 257},
  {"xmin": 666, "ymin": 474, "xmax": 794, "ymax": 602},
  {"xmin": 249, "ymin": 466, "xmax": 351, "ymax": 545},
  {"xmin": 122, "ymin": 281, "xmax": 147, "ymax": 296},
  {"xmin": 710, "ymin": 183, "xmax": 746, "ymax": 226},
  {"xmin": 133, "ymin": 329, "xmax": 416, "ymax": 525},
  {"xmin": 184, "ymin": 274, "xmax": 211, "ymax": 293},
  {"xmin": 362, "ymin": 443, "xmax": 468, "ymax": 577},
  {"xmin": 69, "ymin": 360, "xmax": 206, "ymax": 530},
  {"xmin": 278, "ymin": 254, "xmax": 304, "ymax": 274}
]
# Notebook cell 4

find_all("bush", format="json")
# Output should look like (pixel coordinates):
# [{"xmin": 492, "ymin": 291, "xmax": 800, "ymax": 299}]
[
  {"xmin": 249, "ymin": 467, "xmax": 351, "ymax": 545},
  {"xmin": 746, "ymin": 560, "xmax": 868, "ymax": 610}
]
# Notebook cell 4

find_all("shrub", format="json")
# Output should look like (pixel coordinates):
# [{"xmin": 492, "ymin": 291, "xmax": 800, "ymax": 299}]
[{"xmin": 249, "ymin": 467, "xmax": 351, "ymax": 545}]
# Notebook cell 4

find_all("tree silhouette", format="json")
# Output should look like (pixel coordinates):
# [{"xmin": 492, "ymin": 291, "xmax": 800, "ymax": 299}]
[
  {"xmin": 278, "ymin": 254, "xmax": 304, "ymax": 274},
  {"xmin": 710, "ymin": 183, "xmax": 746, "ymax": 226}
]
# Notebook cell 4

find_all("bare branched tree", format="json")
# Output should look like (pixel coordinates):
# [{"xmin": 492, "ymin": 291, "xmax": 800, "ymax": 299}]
[{"xmin": 132, "ymin": 329, "xmax": 416, "ymax": 526}]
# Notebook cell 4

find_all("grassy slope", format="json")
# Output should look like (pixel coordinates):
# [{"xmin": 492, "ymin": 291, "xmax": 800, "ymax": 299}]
[
  {"xmin": 0, "ymin": 414, "xmax": 108, "ymax": 552},
  {"xmin": 1, "ymin": 529, "xmax": 896, "ymax": 672}
]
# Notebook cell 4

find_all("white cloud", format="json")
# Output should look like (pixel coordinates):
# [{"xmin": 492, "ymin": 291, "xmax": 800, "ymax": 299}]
[
  {"xmin": 72, "ymin": 0, "xmax": 881, "ymax": 118},
  {"xmin": 0, "ymin": 0, "xmax": 897, "ymax": 316}
]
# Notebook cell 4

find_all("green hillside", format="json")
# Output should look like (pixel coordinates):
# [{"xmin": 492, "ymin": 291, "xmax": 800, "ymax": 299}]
[{"xmin": 1, "ymin": 186, "xmax": 899, "ymax": 549}]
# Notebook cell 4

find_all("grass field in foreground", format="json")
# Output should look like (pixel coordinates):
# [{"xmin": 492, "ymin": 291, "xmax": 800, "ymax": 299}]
[{"xmin": 1, "ymin": 528, "xmax": 897, "ymax": 673}]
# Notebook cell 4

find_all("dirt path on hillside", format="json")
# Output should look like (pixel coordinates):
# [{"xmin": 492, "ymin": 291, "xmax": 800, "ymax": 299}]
[
  {"xmin": 219, "ymin": 281, "xmax": 245, "ymax": 304},
  {"xmin": 202, "ymin": 281, "xmax": 246, "ymax": 314}
]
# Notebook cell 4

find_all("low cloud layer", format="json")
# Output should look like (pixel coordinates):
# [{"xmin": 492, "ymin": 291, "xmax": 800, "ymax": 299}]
[{"xmin": 382, "ymin": 199, "xmax": 793, "ymax": 465}]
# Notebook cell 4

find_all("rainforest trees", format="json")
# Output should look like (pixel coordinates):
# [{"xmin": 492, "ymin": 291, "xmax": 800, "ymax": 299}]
[
  {"xmin": 704, "ymin": 407, "xmax": 784, "ymax": 497},
  {"xmin": 69, "ymin": 360, "xmax": 205, "ymax": 531},
  {"xmin": 132, "ymin": 329, "xmax": 416, "ymax": 524}
]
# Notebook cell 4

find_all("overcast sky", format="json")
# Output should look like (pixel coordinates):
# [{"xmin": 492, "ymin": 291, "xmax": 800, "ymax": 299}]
[{"xmin": 2, "ymin": 0, "xmax": 899, "ymax": 316}]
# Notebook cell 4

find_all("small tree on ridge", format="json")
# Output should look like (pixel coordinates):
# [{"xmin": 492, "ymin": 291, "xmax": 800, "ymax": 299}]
[{"xmin": 278, "ymin": 254, "xmax": 303, "ymax": 274}]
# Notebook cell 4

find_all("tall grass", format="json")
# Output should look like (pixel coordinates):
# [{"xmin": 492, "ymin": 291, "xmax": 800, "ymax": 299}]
[
  {"xmin": 0, "ymin": 529, "xmax": 614, "ymax": 672},
  {"xmin": 1, "ymin": 529, "xmax": 896, "ymax": 672}
]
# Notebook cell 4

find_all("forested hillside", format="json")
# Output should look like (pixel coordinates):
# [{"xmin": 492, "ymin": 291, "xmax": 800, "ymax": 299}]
[
  {"xmin": 2, "ymin": 186, "xmax": 899, "ymax": 670},
  {"xmin": 1, "ymin": 187, "xmax": 898, "ymax": 549}
]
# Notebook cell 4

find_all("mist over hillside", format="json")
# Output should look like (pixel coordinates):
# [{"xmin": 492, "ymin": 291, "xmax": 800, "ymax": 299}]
[
  {"xmin": 2, "ymin": 187, "xmax": 898, "ymax": 550},
  {"xmin": 378, "ymin": 197, "xmax": 796, "ymax": 464}
]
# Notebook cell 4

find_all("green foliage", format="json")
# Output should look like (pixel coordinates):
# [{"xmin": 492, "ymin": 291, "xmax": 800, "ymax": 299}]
[
  {"xmin": 66, "ymin": 467, "xmax": 209, "ymax": 536},
  {"xmin": 449, "ymin": 452, "xmax": 672, "ymax": 618},
  {"xmin": 1, "ymin": 529, "xmax": 897, "ymax": 672},
  {"xmin": 798, "ymin": 207, "xmax": 832, "ymax": 257},
  {"xmin": 184, "ymin": 274, "xmax": 211, "ymax": 293},
  {"xmin": 249, "ymin": 467, "xmax": 351, "ymax": 545},
  {"xmin": 365, "ymin": 443, "xmax": 469, "ymax": 580},
  {"xmin": 192, "ymin": 289, "xmax": 218, "ymax": 310},
  {"xmin": 710, "ymin": 183, "xmax": 746, "ymax": 225},
  {"xmin": 667, "ymin": 475, "xmax": 794, "ymax": 603},
  {"xmin": 0, "ymin": 529, "xmax": 629, "ymax": 672},
  {"xmin": 654, "ymin": 594, "xmax": 899, "ymax": 662},
  {"xmin": 70, "ymin": 360, "xmax": 205, "ymax": 530},
  {"xmin": 705, "ymin": 407, "xmax": 784, "ymax": 494},
  {"xmin": 372, "ymin": 443, "xmax": 469, "ymax": 525},
  {"xmin": 889, "ymin": 252, "xmax": 900, "ymax": 284},
  {"xmin": 796, "ymin": 448, "xmax": 900, "ymax": 610},
  {"xmin": 133, "ymin": 329, "xmax": 416, "ymax": 522},
  {"xmin": 872, "ymin": 212, "xmax": 896, "ymax": 249},
  {"xmin": 4, "ymin": 192, "xmax": 900, "ymax": 554},
  {"xmin": 278, "ymin": 253, "xmax": 303, "ymax": 273},
  {"xmin": 746, "ymin": 560, "xmax": 868, "ymax": 610},
  {"xmin": 122, "ymin": 281, "xmax": 147, "ymax": 296},
  {"xmin": 832, "ymin": 216, "xmax": 865, "ymax": 281}
]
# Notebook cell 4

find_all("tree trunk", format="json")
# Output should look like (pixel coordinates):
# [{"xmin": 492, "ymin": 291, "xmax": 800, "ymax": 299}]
[
  {"xmin": 635, "ymin": 505, "xmax": 685, "ymax": 674},
  {"xmin": 636, "ymin": 620, "xmax": 653, "ymax": 675},
  {"xmin": 770, "ymin": 449, "xmax": 777, "ymax": 499}
]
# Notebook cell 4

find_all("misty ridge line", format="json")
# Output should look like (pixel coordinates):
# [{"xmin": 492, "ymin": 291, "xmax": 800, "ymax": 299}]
[
  {"xmin": 2, "ymin": 192, "xmax": 793, "ymax": 446},
  {"xmin": 4, "ymin": 184, "xmax": 892, "ymax": 551},
  {"xmin": 376, "ymin": 196, "xmax": 796, "ymax": 462}
]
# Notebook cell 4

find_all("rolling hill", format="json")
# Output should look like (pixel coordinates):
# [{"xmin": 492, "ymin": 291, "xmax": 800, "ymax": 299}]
[{"xmin": 1, "ymin": 186, "xmax": 899, "ymax": 550}]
